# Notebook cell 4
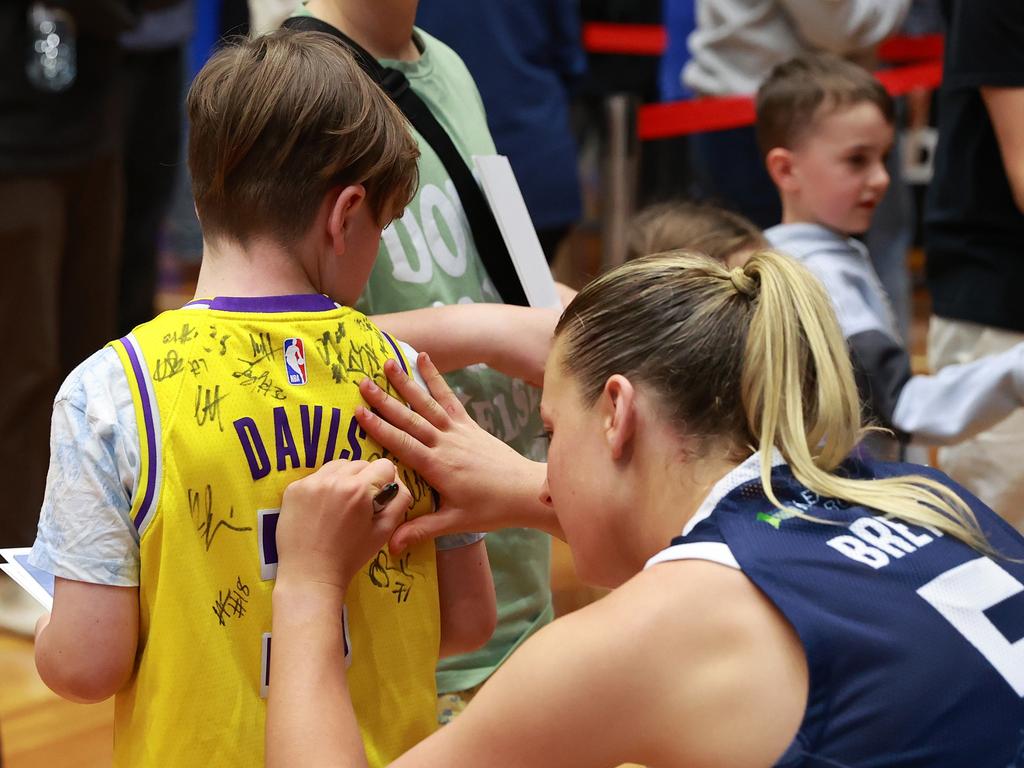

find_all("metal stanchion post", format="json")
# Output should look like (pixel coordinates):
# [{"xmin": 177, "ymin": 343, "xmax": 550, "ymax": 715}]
[{"xmin": 602, "ymin": 93, "xmax": 639, "ymax": 271}]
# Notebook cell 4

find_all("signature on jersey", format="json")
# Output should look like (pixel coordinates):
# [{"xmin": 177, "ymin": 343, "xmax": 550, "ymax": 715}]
[{"xmin": 188, "ymin": 484, "xmax": 252, "ymax": 552}]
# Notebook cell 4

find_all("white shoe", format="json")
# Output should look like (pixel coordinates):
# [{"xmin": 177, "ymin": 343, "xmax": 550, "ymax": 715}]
[{"xmin": 0, "ymin": 573, "xmax": 45, "ymax": 637}]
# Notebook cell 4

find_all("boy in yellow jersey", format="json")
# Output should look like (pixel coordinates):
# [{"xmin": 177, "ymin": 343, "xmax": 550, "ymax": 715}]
[{"xmin": 28, "ymin": 29, "xmax": 496, "ymax": 768}]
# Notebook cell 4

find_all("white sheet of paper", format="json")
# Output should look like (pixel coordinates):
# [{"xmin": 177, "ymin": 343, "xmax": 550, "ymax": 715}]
[
  {"xmin": 473, "ymin": 154, "xmax": 562, "ymax": 310},
  {"xmin": 1, "ymin": 547, "xmax": 54, "ymax": 610}
]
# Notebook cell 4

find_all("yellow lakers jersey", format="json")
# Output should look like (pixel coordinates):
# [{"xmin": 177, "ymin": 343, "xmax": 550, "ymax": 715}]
[{"xmin": 109, "ymin": 295, "xmax": 439, "ymax": 767}]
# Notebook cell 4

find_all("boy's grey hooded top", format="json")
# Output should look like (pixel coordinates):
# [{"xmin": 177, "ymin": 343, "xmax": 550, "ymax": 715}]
[{"xmin": 767, "ymin": 223, "xmax": 1024, "ymax": 446}]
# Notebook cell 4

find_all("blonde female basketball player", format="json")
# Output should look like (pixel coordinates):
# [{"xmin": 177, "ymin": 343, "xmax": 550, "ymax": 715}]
[{"xmin": 269, "ymin": 251, "xmax": 1024, "ymax": 767}]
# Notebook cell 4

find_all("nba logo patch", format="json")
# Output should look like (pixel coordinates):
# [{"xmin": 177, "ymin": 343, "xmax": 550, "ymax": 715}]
[{"xmin": 283, "ymin": 338, "xmax": 307, "ymax": 385}]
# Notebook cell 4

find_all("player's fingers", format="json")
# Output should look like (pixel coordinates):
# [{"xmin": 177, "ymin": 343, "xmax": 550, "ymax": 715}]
[
  {"xmin": 379, "ymin": 358, "xmax": 453, "ymax": 429},
  {"xmin": 355, "ymin": 406, "xmax": 431, "ymax": 471},
  {"xmin": 359, "ymin": 376, "xmax": 439, "ymax": 447},
  {"xmin": 416, "ymin": 354, "xmax": 469, "ymax": 424}
]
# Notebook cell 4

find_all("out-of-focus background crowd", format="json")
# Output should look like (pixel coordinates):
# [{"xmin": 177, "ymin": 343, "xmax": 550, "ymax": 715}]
[{"xmin": 2, "ymin": 0, "xmax": 1022, "ymax": 763}]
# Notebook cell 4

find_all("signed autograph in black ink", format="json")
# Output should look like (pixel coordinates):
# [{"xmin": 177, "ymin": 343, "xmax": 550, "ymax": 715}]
[
  {"xmin": 153, "ymin": 349, "xmax": 186, "ymax": 382},
  {"xmin": 212, "ymin": 576, "xmax": 250, "ymax": 626},
  {"xmin": 367, "ymin": 550, "xmax": 419, "ymax": 604},
  {"xmin": 163, "ymin": 322, "xmax": 199, "ymax": 345},
  {"xmin": 188, "ymin": 485, "xmax": 252, "ymax": 551},
  {"xmin": 194, "ymin": 384, "xmax": 227, "ymax": 431}
]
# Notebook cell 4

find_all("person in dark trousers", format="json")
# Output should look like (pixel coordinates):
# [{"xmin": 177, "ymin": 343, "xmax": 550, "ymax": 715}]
[
  {"xmin": 924, "ymin": 0, "xmax": 1024, "ymax": 531},
  {"xmin": 0, "ymin": 0, "xmax": 146, "ymax": 634},
  {"xmin": 117, "ymin": 0, "xmax": 192, "ymax": 335}
]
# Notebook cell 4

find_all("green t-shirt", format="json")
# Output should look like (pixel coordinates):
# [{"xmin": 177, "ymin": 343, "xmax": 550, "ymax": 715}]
[{"xmin": 292, "ymin": 14, "xmax": 553, "ymax": 692}]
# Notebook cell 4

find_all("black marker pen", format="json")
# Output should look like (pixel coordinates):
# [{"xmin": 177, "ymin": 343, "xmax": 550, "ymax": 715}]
[{"xmin": 372, "ymin": 482, "xmax": 400, "ymax": 515}]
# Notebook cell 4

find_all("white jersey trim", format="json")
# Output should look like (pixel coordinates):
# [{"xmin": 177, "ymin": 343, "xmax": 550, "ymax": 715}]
[
  {"xmin": 644, "ymin": 542, "xmax": 740, "ymax": 570},
  {"xmin": 681, "ymin": 448, "xmax": 786, "ymax": 536},
  {"xmin": 123, "ymin": 333, "xmax": 162, "ymax": 540}
]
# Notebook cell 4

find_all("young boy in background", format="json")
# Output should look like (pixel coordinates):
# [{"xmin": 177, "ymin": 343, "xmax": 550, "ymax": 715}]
[
  {"xmin": 30, "ymin": 30, "xmax": 495, "ymax": 767},
  {"xmin": 760, "ymin": 54, "xmax": 1024, "ymax": 458}
]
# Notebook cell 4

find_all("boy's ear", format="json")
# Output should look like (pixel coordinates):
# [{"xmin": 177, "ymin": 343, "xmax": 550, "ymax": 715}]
[
  {"xmin": 765, "ymin": 147, "xmax": 798, "ymax": 192},
  {"xmin": 327, "ymin": 184, "xmax": 367, "ymax": 255}
]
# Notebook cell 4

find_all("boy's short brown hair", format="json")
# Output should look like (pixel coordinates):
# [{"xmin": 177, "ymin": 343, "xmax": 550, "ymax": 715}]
[
  {"xmin": 755, "ymin": 53, "xmax": 894, "ymax": 159},
  {"xmin": 187, "ymin": 29, "xmax": 419, "ymax": 245},
  {"xmin": 626, "ymin": 201, "xmax": 768, "ymax": 263}
]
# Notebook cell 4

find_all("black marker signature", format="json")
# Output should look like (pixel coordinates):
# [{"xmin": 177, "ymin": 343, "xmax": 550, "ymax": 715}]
[
  {"xmin": 194, "ymin": 384, "xmax": 227, "ymax": 431},
  {"xmin": 153, "ymin": 349, "xmax": 185, "ymax": 382},
  {"xmin": 163, "ymin": 322, "xmax": 199, "ymax": 345},
  {"xmin": 212, "ymin": 576, "xmax": 250, "ymax": 626},
  {"xmin": 233, "ymin": 332, "xmax": 276, "ymax": 381},
  {"xmin": 233, "ymin": 368, "xmax": 287, "ymax": 400},
  {"xmin": 188, "ymin": 484, "xmax": 252, "ymax": 551},
  {"xmin": 367, "ymin": 549, "xmax": 419, "ymax": 603}
]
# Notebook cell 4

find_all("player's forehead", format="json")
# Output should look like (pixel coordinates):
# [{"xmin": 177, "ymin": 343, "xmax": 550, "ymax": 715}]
[{"xmin": 540, "ymin": 342, "xmax": 569, "ymax": 423}]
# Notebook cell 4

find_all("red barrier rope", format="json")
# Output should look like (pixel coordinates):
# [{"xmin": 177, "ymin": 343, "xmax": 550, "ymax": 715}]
[
  {"xmin": 581, "ymin": 22, "xmax": 943, "ymax": 64},
  {"xmin": 637, "ymin": 61, "xmax": 943, "ymax": 140},
  {"xmin": 877, "ymin": 33, "xmax": 943, "ymax": 63},
  {"xmin": 582, "ymin": 22, "xmax": 667, "ymax": 56},
  {"xmin": 638, "ymin": 96, "xmax": 755, "ymax": 140}
]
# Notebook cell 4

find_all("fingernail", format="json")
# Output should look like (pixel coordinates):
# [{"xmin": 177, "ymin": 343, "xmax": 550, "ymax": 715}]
[{"xmin": 364, "ymin": 378, "xmax": 379, "ymax": 392}]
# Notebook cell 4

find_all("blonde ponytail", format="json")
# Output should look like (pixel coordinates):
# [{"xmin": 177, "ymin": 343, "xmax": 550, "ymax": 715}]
[
  {"xmin": 556, "ymin": 249, "xmax": 993, "ymax": 556},
  {"xmin": 740, "ymin": 251, "xmax": 992, "ymax": 554}
]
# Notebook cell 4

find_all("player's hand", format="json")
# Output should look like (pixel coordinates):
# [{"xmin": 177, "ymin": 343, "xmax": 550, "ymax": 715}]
[
  {"xmin": 276, "ymin": 458, "xmax": 410, "ymax": 594},
  {"xmin": 356, "ymin": 353, "xmax": 556, "ymax": 554}
]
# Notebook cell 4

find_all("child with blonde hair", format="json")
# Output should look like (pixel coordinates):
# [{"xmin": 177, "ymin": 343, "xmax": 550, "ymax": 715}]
[{"xmin": 626, "ymin": 200, "xmax": 767, "ymax": 266}]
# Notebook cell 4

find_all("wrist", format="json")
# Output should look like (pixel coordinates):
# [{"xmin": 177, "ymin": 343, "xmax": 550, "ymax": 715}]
[{"xmin": 273, "ymin": 575, "xmax": 347, "ymax": 614}]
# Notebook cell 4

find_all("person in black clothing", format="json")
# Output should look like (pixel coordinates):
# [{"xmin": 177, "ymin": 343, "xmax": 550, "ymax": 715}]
[
  {"xmin": 924, "ymin": 0, "xmax": 1024, "ymax": 531},
  {"xmin": 0, "ymin": 1, "xmax": 144, "ymax": 633}
]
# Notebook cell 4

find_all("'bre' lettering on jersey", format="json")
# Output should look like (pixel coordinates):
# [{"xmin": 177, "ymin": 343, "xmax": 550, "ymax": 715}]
[
  {"xmin": 108, "ymin": 296, "xmax": 439, "ymax": 768},
  {"xmin": 647, "ymin": 452, "xmax": 1024, "ymax": 766}
]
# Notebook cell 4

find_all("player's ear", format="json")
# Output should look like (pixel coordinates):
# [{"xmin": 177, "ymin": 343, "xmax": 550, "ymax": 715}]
[
  {"xmin": 327, "ymin": 184, "xmax": 367, "ymax": 256},
  {"xmin": 600, "ymin": 375, "xmax": 637, "ymax": 461}
]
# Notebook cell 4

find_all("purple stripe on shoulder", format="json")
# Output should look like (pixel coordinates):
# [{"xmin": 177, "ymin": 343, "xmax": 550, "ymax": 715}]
[
  {"xmin": 208, "ymin": 294, "xmax": 338, "ymax": 313},
  {"xmin": 117, "ymin": 337, "xmax": 158, "ymax": 531},
  {"xmin": 379, "ymin": 332, "xmax": 409, "ymax": 375}
]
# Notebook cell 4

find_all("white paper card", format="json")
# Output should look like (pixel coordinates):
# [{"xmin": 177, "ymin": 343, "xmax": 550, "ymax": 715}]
[
  {"xmin": 473, "ymin": 154, "xmax": 562, "ymax": 310},
  {"xmin": 1, "ymin": 547, "xmax": 53, "ymax": 610}
]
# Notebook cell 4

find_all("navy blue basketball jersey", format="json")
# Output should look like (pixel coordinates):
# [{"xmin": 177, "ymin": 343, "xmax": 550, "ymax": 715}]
[{"xmin": 645, "ymin": 451, "xmax": 1024, "ymax": 767}]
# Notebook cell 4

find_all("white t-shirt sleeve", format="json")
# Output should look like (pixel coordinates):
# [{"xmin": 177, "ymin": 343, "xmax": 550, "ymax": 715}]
[
  {"xmin": 29, "ymin": 347, "xmax": 142, "ymax": 586},
  {"xmin": 395, "ymin": 340, "xmax": 485, "ymax": 552}
]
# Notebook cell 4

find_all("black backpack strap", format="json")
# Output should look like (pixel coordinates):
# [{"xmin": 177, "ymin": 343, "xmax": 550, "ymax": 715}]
[{"xmin": 282, "ymin": 15, "xmax": 528, "ymax": 307}]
